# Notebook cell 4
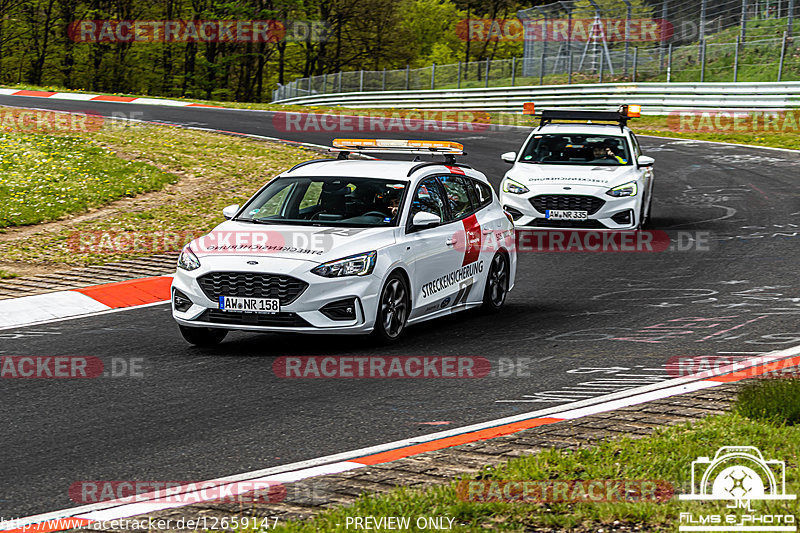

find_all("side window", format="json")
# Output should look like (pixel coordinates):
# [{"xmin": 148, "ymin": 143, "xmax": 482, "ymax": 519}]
[
  {"xmin": 439, "ymin": 175, "xmax": 474, "ymax": 221},
  {"xmin": 630, "ymin": 134, "xmax": 642, "ymax": 158},
  {"xmin": 471, "ymin": 179, "xmax": 493, "ymax": 209},
  {"xmin": 410, "ymin": 177, "xmax": 446, "ymax": 220}
]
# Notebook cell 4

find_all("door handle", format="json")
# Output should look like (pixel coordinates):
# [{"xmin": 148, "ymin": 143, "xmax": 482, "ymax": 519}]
[
  {"xmin": 445, "ymin": 238, "xmax": 456, "ymax": 246},
  {"xmin": 482, "ymin": 229, "xmax": 493, "ymax": 235}
]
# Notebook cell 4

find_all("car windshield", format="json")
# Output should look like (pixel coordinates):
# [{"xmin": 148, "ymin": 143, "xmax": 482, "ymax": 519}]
[
  {"xmin": 519, "ymin": 134, "xmax": 632, "ymax": 166},
  {"xmin": 236, "ymin": 176, "xmax": 409, "ymax": 227}
]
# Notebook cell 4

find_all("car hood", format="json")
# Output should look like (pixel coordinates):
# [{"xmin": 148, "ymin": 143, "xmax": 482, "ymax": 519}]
[
  {"xmin": 507, "ymin": 164, "xmax": 639, "ymax": 190},
  {"xmin": 188, "ymin": 220, "xmax": 397, "ymax": 264}
]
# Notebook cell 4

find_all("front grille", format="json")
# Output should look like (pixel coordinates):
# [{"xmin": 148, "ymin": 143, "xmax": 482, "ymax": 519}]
[
  {"xmin": 530, "ymin": 194, "xmax": 605, "ymax": 215},
  {"xmin": 199, "ymin": 309, "xmax": 311, "ymax": 327},
  {"xmin": 197, "ymin": 272, "xmax": 308, "ymax": 305},
  {"xmin": 526, "ymin": 218, "xmax": 608, "ymax": 229}
]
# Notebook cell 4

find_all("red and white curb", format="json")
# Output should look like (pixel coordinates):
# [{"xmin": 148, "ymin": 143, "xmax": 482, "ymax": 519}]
[
  {"xmin": 0, "ymin": 276, "xmax": 172, "ymax": 329},
  {"xmin": 2, "ymin": 341, "xmax": 799, "ymax": 533},
  {"xmin": 0, "ymin": 88, "xmax": 221, "ymax": 108}
]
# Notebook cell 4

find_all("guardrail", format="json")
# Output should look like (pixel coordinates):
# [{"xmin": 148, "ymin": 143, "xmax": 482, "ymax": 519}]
[{"xmin": 271, "ymin": 82, "xmax": 800, "ymax": 114}]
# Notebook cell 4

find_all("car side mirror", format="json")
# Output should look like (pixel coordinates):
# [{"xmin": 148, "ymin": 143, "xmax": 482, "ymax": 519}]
[
  {"xmin": 411, "ymin": 211, "xmax": 441, "ymax": 229},
  {"xmin": 637, "ymin": 155, "xmax": 655, "ymax": 168},
  {"xmin": 501, "ymin": 151, "xmax": 517, "ymax": 164},
  {"xmin": 222, "ymin": 204, "xmax": 240, "ymax": 219}
]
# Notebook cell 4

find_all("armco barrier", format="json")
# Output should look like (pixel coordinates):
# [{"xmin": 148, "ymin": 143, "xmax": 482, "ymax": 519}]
[{"xmin": 271, "ymin": 82, "xmax": 800, "ymax": 114}]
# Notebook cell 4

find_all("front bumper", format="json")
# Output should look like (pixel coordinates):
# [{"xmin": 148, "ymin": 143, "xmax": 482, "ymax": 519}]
[
  {"xmin": 171, "ymin": 257, "xmax": 383, "ymax": 335},
  {"xmin": 501, "ymin": 190, "xmax": 641, "ymax": 230}
]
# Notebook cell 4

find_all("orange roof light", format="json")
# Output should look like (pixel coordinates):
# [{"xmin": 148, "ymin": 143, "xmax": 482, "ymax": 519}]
[
  {"xmin": 626, "ymin": 104, "xmax": 641, "ymax": 118},
  {"xmin": 523, "ymin": 102, "xmax": 536, "ymax": 115}
]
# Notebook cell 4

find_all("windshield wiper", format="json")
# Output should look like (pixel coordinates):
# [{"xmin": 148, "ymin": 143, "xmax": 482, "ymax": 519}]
[{"xmin": 235, "ymin": 218, "xmax": 281, "ymax": 224}]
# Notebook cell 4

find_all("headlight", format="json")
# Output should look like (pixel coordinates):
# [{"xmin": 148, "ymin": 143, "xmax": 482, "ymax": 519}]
[
  {"xmin": 502, "ymin": 178, "xmax": 529, "ymax": 195},
  {"xmin": 606, "ymin": 181, "xmax": 638, "ymax": 197},
  {"xmin": 311, "ymin": 251, "xmax": 377, "ymax": 278},
  {"xmin": 177, "ymin": 245, "xmax": 201, "ymax": 271}
]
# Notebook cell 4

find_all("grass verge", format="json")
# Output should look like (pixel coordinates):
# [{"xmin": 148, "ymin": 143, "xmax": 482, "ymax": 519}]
[
  {"xmin": 266, "ymin": 385, "xmax": 799, "ymax": 532},
  {"xmin": 0, "ymin": 113, "xmax": 313, "ymax": 274}
]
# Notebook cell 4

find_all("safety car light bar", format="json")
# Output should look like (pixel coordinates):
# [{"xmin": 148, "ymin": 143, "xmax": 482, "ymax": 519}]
[
  {"xmin": 534, "ymin": 105, "xmax": 642, "ymax": 130},
  {"xmin": 330, "ymin": 139, "xmax": 465, "ymax": 162}
]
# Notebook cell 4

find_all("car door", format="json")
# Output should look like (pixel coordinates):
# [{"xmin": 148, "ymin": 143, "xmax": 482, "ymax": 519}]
[
  {"xmin": 437, "ymin": 174, "xmax": 487, "ymax": 308},
  {"xmin": 406, "ymin": 176, "xmax": 465, "ymax": 318}
]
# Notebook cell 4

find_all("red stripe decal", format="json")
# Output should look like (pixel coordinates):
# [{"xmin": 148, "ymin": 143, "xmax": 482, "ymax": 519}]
[
  {"xmin": 445, "ymin": 165, "xmax": 465, "ymax": 175},
  {"xmin": 72, "ymin": 276, "xmax": 172, "ymax": 308},
  {"xmin": 707, "ymin": 355, "xmax": 800, "ymax": 382},
  {"xmin": 352, "ymin": 417, "xmax": 563, "ymax": 465},
  {"xmin": 13, "ymin": 90, "xmax": 57, "ymax": 97},
  {"xmin": 461, "ymin": 213, "xmax": 482, "ymax": 266},
  {"xmin": 90, "ymin": 95, "xmax": 138, "ymax": 102},
  {"xmin": 3, "ymin": 518, "xmax": 93, "ymax": 533}
]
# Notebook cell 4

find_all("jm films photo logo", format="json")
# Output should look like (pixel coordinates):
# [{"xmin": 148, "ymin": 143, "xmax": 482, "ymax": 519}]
[
  {"xmin": 679, "ymin": 446, "xmax": 796, "ymax": 532},
  {"xmin": 456, "ymin": 18, "xmax": 673, "ymax": 42}
]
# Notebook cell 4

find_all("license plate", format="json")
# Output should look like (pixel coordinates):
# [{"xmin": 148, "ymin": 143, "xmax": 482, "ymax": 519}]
[
  {"xmin": 546, "ymin": 209, "xmax": 588, "ymax": 221},
  {"xmin": 218, "ymin": 296, "xmax": 280, "ymax": 314}
]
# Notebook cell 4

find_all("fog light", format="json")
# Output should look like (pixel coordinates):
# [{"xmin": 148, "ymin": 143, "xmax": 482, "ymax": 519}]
[
  {"xmin": 173, "ymin": 289, "xmax": 192, "ymax": 312},
  {"xmin": 503, "ymin": 206, "xmax": 524, "ymax": 221},
  {"xmin": 611, "ymin": 209, "xmax": 633, "ymax": 225},
  {"xmin": 320, "ymin": 298, "xmax": 357, "ymax": 320}
]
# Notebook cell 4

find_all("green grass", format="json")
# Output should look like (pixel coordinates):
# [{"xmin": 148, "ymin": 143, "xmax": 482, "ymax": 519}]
[
  {"xmin": 0, "ymin": 120, "xmax": 312, "ymax": 270},
  {"xmin": 0, "ymin": 268, "xmax": 17, "ymax": 278},
  {"xmin": 0, "ymin": 133, "xmax": 176, "ymax": 227},
  {"xmin": 262, "ymin": 413, "xmax": 799, "ymax": 532},
  {"xmin": 736, "ymin": 379, "xmax": 800, "ymax": 425}
]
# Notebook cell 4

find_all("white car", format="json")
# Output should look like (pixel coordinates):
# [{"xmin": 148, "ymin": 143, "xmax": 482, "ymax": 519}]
[
  {"xmin": 499, "ymin": 106, "xmax": 655, "ymax": 230},
  {"xmin": 171, "ymin": 139, "xmax": 517, "ymax": 346}
]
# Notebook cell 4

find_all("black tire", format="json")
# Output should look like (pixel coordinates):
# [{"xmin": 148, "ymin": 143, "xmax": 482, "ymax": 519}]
[
  {"xmin": 481, "ymin": 252, "xmax": 509, "ymax": 312},
  {"xmin": 372, "ymin": 272, "xmax": 410, "ymax": 343},
  {"xmin": 179, "ymin": 325, "xmax": 228, "ymax": 346}
]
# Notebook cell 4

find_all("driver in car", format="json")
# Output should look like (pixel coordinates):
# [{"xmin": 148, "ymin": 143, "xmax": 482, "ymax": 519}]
[{"xmin": 591, "ymin": 141, "xmax": 626, "ymax": 164}]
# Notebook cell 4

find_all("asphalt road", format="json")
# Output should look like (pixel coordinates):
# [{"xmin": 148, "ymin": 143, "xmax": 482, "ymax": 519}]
[{"xmin": 1, "ymin": 97, "xmax": 799, "ymax": 516}]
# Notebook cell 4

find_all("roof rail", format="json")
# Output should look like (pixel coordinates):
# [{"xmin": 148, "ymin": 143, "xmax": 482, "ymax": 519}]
[
  {"xmin": 406, "ymin": 161, "xmax": 473, "ymax": 177},
  {"xmin": 537, "ymin": 105, "xmax": 640, "ymax": 132},
  {"xmin": 330, "ymin": 139, "xmax": 465, "ymax": 164},
  {"xmin": 286, "ymin": 158, "xmax": 338, "ymax": 173}
]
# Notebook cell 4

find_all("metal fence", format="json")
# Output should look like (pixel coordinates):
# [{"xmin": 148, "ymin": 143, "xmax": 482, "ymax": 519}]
[
  {"xmin": 270, "ymin": 81, "xmax": 800, "ymax": 114},
  {"xmin": 273, "ymin": 0, "xmax": 800, "ymax": 102}
]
